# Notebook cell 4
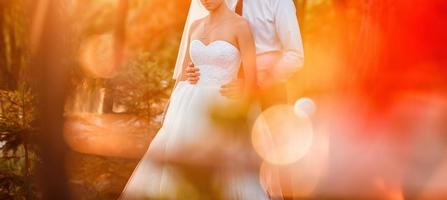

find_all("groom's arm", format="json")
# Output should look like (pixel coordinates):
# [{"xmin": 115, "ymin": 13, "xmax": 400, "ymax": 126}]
[{"xmin": 272, "ymin": 0, "xmax": 304, "ymax": 82}]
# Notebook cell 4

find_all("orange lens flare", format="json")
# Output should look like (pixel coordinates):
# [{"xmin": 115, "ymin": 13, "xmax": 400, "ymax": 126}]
[
  {"xmin": 80, "ymin": 33, "xmax": 118, "ymax": 78},
  {"xmin": 259, "ymin": 125, "xmax": 329, "ymax": 198},
  {"xmin": 251, "ymin": 105, "xmax": 313, "ymax": 165}
]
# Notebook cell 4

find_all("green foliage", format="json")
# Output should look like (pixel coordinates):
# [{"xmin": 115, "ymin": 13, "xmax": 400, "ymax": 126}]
[
  {"xmin": 111, "ymin": 51, "xmax": 174, "ymax": 120},
  {"xmin": 0, "ymin": 85, "xmax": 39, "ymax": 199},
  {"xmin": 0, "ymin": 86, "xmax": 37, "ymax": 153},
  {"xmin": 0, "ymin": 173, "xmax": 28, "ymax": 200},
  {"xmin": 66, "ymin": 151, "xmax": 138, "ymax": 200}
]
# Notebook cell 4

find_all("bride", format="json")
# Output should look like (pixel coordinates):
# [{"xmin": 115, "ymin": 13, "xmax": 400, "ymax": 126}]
[{"xmin": 119, "ymin": 0, "xmax": 267, "ymax": 199}]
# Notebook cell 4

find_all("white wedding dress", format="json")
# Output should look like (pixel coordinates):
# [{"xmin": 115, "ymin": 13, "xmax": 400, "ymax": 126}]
[{"xmin": 120, "ymin": 40, "xmax": 269, "ymax": 200}]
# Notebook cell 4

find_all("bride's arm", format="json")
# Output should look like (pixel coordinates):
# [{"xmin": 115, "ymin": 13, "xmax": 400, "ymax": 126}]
[{"xmin": 236, "ymin": 19, "xmax": 257, "ymax": 100}]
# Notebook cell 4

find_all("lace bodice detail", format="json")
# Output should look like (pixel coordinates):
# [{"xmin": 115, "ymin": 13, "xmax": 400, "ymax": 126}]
[{"xmin": 189, "ymin": 40, "xmax": 241, "ymax": 85}]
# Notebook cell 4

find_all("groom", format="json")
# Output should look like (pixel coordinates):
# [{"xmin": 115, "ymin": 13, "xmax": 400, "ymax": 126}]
[{"xmin": 185, "ymin": 0, "xmax": 304, "ymax": 109}]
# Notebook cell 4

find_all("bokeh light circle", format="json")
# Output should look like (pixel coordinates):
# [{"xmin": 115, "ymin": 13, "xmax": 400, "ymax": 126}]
[
  {"xmin": 80, "ymin": 33, "xmax": 118, "ymax": 78},
  {"xmin": 294, "ymin": 97, "xmax": 316, "ymax": 117},
  {"xmin": 259, "ymin": 127, "xmax": 330, "ymax": 198},
  {"xmin": 251, "ymin": 105, "xmax": 313, "ymax": 165}
]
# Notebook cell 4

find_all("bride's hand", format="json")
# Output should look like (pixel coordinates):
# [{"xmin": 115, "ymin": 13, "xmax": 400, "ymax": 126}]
[{"xmin": 185, "ymin": 62, "xmax": 200, "ymax": 84}]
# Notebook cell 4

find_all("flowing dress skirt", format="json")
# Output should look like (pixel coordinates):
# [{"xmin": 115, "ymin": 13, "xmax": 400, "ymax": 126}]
[{"xmin": 120, "ymin": 81, "xmax": 268, "ymax": 200}]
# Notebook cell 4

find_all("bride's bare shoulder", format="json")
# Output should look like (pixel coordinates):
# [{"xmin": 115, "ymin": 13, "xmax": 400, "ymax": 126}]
[{"xmin": 231, "ymin": 16, "xmax": 251, "ymax": 33}]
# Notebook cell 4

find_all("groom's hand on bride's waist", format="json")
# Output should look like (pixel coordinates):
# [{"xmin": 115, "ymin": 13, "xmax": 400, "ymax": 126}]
[
  {"xmin": 186, "ymin": 62, "xmax": 245, "ymax": 100},
  {"xmin": 220, "ymin": 79, "xmax": 244, "ymax": 99},
  {"xmin": 185, "ymin": 62, "xmax": 200, "ymax": 84}
]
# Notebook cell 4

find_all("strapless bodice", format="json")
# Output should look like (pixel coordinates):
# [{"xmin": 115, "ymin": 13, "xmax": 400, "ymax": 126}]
[{"xmin": 189, "ymin": 40, "xmax": 241, "ymax": 85}]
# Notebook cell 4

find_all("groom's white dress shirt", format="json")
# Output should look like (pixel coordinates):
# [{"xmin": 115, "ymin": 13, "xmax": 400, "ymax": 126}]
[{"xmin": 241, "ymin": 0, "xmax": 304, "ymax": 84}]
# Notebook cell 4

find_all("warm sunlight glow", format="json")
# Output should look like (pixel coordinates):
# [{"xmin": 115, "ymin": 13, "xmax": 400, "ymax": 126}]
[
  {"xmin": 259, "ymin": 126, "xmax": 329, "ymax": 198},
  {"xmin": 3, "ymin": 0, "xmax": 446, "ymax": 198},
  {"xmin": 251, "ymin": 105, "xmax": 313, "ymax": 165},
  {"xmin": 80, "ymin": 33, "xmax": 117, "ymax": 78},
  {"xmin": 64, "ymin": 114, "xmax": 152, "ymax": 158}
]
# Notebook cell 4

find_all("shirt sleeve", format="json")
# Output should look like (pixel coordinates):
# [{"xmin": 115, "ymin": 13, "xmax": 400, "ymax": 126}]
[{"xmin": 273, "ymin": 0, "xmax": 304, "ymax": 82}]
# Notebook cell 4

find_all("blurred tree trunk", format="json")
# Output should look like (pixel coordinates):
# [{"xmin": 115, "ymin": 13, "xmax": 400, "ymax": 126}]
[
  {"xmin": 0, "ymin": 4, "xmax": 10, "ymax": 89},
  {"xmin": 30, "ymin": 0, "xmax": 72, "ymax": 199},
  {"xmin": 0, "ymin": 0, "xmax": 28, "ymax": 91},
  {"xmin": 0, "ymin": 3, "xmax": 16, "ymax": 90}
]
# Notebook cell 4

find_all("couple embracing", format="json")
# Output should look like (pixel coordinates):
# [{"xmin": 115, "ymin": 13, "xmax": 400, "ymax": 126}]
[{"xmin": 120, "ymin": 0, "xmax": 303, "ymax": 199}]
